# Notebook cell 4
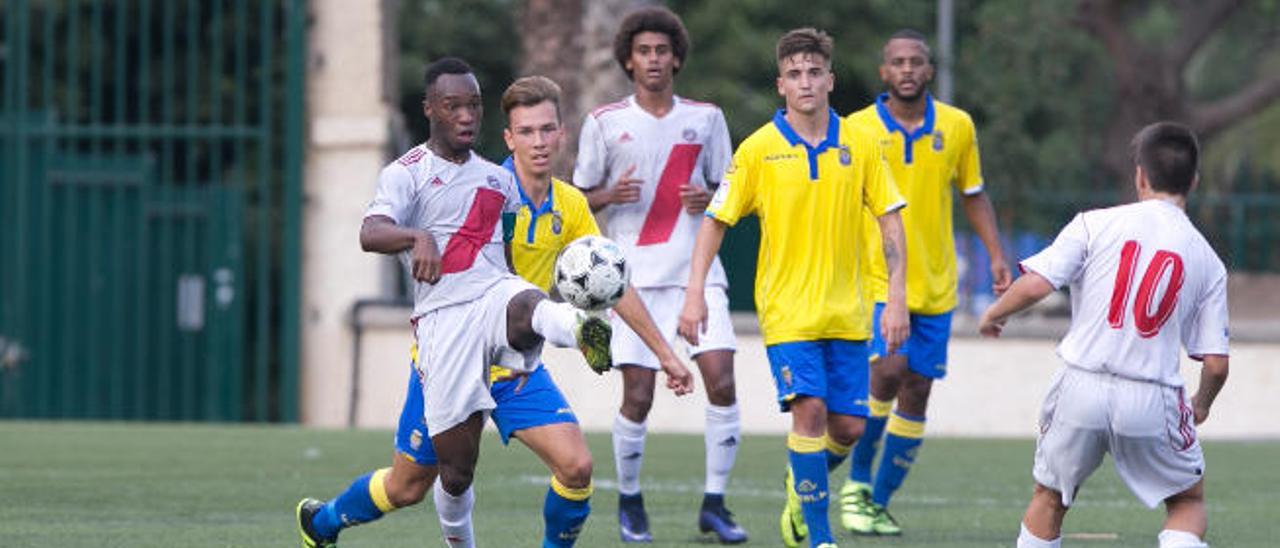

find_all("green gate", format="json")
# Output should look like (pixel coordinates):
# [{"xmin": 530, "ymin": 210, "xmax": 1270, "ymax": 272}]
[{"xmin": 0, "ymin": 0, "xmax": 305, "ymax": 421}]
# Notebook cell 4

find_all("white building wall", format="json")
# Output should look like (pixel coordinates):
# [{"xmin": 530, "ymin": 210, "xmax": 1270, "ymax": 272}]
[{"xmin": 300, "ymin": 0, "xmax": 392, "ymax": 427}]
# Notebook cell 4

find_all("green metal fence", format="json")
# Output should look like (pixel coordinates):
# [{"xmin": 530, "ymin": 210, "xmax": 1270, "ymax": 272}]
[{"xmin": 0, "ymin": 0, "xmax": 305, "ymax": 421}]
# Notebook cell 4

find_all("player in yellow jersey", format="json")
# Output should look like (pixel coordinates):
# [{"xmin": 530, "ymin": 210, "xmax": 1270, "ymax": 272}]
[
  {"xmin": 679, "ymin": 29, "xmax": 908, "ymax": 548},
  {"xmin": 839, "ymin": 30, "xmax": 1012, "ymax": 536},
  {"xmin": 296, "ymin": 76, "xmax": 692, "ymax": 548}
]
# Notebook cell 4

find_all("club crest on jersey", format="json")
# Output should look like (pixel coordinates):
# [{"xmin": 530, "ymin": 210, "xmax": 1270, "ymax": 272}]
[
  {"xmin": 682, "ymin": 128, "xmax": 698, "ymax": 142},
  {"xmin": 486, "ymin": 175, "xmax": 502, "ymax": 190},
  {"xmin": 618, "ymin": 131, "xmax": 634, "ymax": 144},
  {"xmin": 932, "ymin": 130, "xmax": 945, "ymax": 151},
  {"xmin": 839, "ymin": 145, "xmax": 851, "ymax": 166},
  {"xmin": 551, "ymin": 211, "xmax": 563, "ymax": 234}
]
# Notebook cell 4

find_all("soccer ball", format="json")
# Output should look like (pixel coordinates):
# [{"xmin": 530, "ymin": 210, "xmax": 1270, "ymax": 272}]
[{"xmin": 554, "ymin": 235, "xmax": 629, "ymax": 311}]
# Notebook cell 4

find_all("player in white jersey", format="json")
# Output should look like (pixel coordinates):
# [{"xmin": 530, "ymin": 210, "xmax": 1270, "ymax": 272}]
[
  {"xmin": 572, "ymin": 6, "xmax": 745, "ymax": 544},
  {"xmin": 296, "ymin": 58, "xmax": 616, "ymax": 548},
  {"xmin": 979, "ymin": 122, "xmax": 1230, "ymax": 548}
]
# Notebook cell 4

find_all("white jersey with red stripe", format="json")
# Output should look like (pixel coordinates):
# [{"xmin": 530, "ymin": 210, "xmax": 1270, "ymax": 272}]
[
  {"xmin": 573, "ymin": 95, "xmax": 731, "ymax": 289},
  {"xmin": 365, "ymin": 144, "xmax": 522, "ymax": 318},
  {"xmin": 1020, "ymin": 199, "xmax": 1229, "ymax": 387}
]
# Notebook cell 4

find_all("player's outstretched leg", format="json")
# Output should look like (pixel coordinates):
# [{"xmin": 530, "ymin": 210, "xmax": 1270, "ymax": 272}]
[
  {"xmin": 508, "ymin": 419, "xmax": 595, "ymax": 547},
  {"xmin": 695, "ymin": 350, "xmax": 747, "ymax": 544},
  {"xmin": 296, "ymin": 454, "xmax": 435, "ymax": 547},
  {"xmin": 508, "ymin": 289, "xmax": 612, "ymax": 373},
  {"xmin": 615, "ymin": 366, "xmax": 655, "ymax": 543}
]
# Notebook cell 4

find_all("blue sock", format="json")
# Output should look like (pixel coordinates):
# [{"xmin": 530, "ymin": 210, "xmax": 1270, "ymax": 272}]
[
  {"xmin": 312, "ymin": 468, "xmax": 396, "ymax": 540},
  {"xmin": 824, "ymin": 435, "xmax": 852, "ymax": 472},
  {"xmin": 849, "ymin": 397, "xmax": 892, "ymax": 484},
  {"xmin": 872, "ymin": 412, "xmax": 925, "ymax": 507},
  {"xmin": 787, "ymin": 434, "xmax": 834, "ymax": 545},
  {"xmin": 542, "ymin": 477, "xmax": 592, "ymax": 547}
]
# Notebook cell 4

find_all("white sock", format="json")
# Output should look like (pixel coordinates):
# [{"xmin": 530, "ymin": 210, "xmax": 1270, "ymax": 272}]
[
  {"xmin": 704, "ymin": 403, "xmax": 741, "ymax": 494},
  {"xmin": 1159, "ymin": 529, "xmax": 1208, "ymax": 548},
  {"xmin": 532, "ymin": 300, "xmax": 579, "ymax": 348},
  {"xmin": 1017, "ymin": 522, "xmax": 1061, "ymax": 548},
  {"xmin": 434, "ymin": 482, "xmax": 475, "ymax": 548},
  {"xmin": 613, "ymin": 413, "xmax": 647, "ymax": 495}
]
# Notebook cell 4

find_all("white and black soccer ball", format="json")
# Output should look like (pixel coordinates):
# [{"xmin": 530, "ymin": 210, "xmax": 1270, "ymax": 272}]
[{"xmin": 554, "ymin": 235, "xmax": 629, "ymax": 311}]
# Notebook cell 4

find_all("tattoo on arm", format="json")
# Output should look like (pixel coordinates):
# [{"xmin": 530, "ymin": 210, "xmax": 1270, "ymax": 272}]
[{"xmin": 883, "ymin": 237, "xmax": 902, "ymax": 276}]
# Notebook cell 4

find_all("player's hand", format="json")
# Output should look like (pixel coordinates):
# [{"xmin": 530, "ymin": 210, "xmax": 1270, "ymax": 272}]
[
  {"xmin": 677, "ymin": 290, "xmax": 708, "ymax": 346},
  {"xmin": 679, "ymin": 184, "xmax": 711, "ymax": 215},
  {"xmin": 881, "ymin": 300, "xmax": 910, "ymax": 354},
  {"xmin": 411, "ymin": 231, "xmax": 442, "ymax": 283},
  {"xmin": 978, "ymin": 310, "xmax": 1005, "ymax": 338},
  {"xmin": 990, "ymin": 258, "xmax": 1013, "ymax": 296},
  {"xmin": 611, "ymin": 165, "xmax": 643, "ymax": 205},
  {"xmin": 659, "ymin": 356, "xmax": 695, "ymax": 396},
  {"xmin": 1192, "ymin": 395, "xmax": 1211, "ymax": 425}
]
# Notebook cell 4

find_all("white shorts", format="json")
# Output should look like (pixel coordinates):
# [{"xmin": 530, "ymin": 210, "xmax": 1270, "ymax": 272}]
[
  {"xmin": 1033, "ymin": 366, "xmax": 1205, "ymax": 509},
  {"xmin": 413, "ymin": 276, "xmax": 542, "ymax": 435},
  {"xmin": 608, "ymin": 285, "xmax": 736, "ymax": 370}
]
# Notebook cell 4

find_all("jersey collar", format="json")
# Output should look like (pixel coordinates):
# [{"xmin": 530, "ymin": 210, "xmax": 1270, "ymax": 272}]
[
  {"xmin": 772, "ymin": 107, "xmax": 841, "ymax": 180},
  {"xmin": 875, "ymin": 92, "xmax": 935, "ymax": 165},
  {"xmin": 502, "ymin": 156, "xmax": 556, "ymax": 243}
]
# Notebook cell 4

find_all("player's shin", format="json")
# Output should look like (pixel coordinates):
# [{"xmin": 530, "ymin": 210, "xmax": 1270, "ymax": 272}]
[
  {"xmin": 311, "ymin": 468, "xmax": 397, "ymax": 540},
  {"xmin": 1017, "ymin": 522, "xmax": 1062, "ymax": 548},
  {"xmin": 849, "ymin": 397, "xmax": 892, "ymax": 483},
  {"xmin": 704, "ymin": 403, "xmax": 741, "ymax": 494},
  {"xmin": 434, "ymin": 482, "xmax": 476, "ymax": 548},
  {"xmin": 613, "ymin": 413, "xmax": 648, "ymax": 495},
  {"xmin": 543, "ymin": 477, "xmax": 593, "ymax": 547},
  {"xmin": 787, "ymin": 433, "xmax": 835, "ymax": 545},
  {"xmin": 872, "ymin": 411, "xmax": 925, "ymax": 507}
]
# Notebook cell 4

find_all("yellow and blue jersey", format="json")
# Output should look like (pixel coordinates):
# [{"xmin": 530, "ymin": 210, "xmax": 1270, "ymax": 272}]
[
  {"xmin": 707, "ymin": 108, "xmax": 904, "ymax": 345},
  {"xmin": 848, "ymin": 93, "xmax": 983, "ymax": 315},
  {"xmin": 493, "ymin": 157, "xmax": 600, "ymax": 383}
]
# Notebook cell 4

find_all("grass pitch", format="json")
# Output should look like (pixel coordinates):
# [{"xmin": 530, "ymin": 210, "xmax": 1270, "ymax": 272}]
[{"xmin": 1, "ymin": 422, "xmax": 1276, "ymax": 547}]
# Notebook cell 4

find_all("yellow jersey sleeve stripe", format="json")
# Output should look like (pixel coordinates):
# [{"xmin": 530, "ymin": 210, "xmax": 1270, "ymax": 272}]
[
  {"xmin": 369, "ymin": 467, "xmax": 396, "ymax": 512},
  {"xmin": 551, "ymin": 476, "xmax": 594, "ymax": 501}
]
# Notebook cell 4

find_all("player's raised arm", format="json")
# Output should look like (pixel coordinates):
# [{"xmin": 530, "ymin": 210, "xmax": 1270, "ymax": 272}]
[
  {"xmin": 613, "ymin": 287, "xmax": 694, "ymax": 395},
  {"xmin": 678, "ymin": 216, "xmax": 728, "ymax": 346}
]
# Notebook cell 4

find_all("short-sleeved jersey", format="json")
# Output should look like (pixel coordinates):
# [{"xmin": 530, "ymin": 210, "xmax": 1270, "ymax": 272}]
[
  {"xmin": 707, "ymin": 109, "xmax": 905, "ymax": 345},
  {"xmin": 573, "ymin": 95, "xmax": 732, "ymax": 289},
  {"xmin": 849, "ymin": 94, "xmax": 984, "ymax": 314},
  {"xmin": 365, "ymin": 144, "xmax": 521, "ymax": 318},
  {"xmin": 501, "ymin": 157, "xmax": 602, "ymax": 292},
  {"xmin": 1021, "ymin": 199, "xmax": 1229, "ymax": 386}
]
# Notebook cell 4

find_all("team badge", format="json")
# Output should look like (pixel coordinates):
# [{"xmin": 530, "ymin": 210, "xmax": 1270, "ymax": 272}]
[
  {"xmin": 409, "ymin": 429, "xmax": 423, "ymax": 451},
  {"xmin": 780, "ymin": 365, "xmax": 793, "ymax": 387},
  {"xmin": 932, "ymin": 130, "xmax": 945, "ymax": 151},
  {"xmin": 551, "ymin": 211, "xmax": 563, "ymax": 234},
  {"xmin": 486, "ymin": 175, "xmax": 502, "ymax": 189},
  {"xmin": 838, "ymin": 145, "xmax": 851, "ymax": 166},
  {"xmin": 682, "ymin": 128, "xmax": 697, "ymax": 142}
]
